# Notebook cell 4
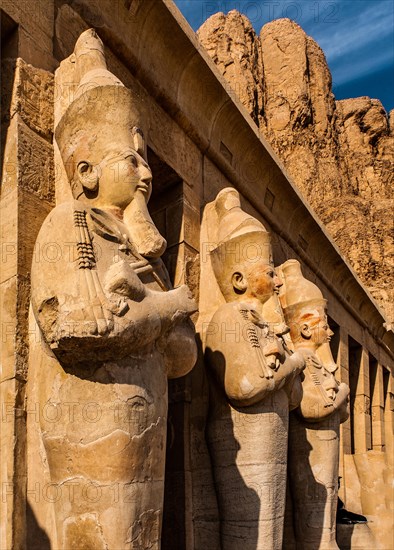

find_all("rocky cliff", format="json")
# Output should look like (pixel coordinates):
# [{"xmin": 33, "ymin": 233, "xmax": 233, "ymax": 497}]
[{"xmin": 198, "ymin": 12, "xmax": 394, "ymax": 324}]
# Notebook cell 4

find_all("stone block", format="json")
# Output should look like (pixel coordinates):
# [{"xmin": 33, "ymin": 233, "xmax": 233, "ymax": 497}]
[
  {"xmin": 1, "ymin": 274, "xmax": 31, "ymax": 380},
  {"xmin": 1, "ymin": 0, "xmax": 55, "ymax": 71},
  {"xmin": 0, "ymin": 377, "xmax": 17, "ymax": 550},
  {"xmin": 9, "ymin": 58, "xmax": 54, "ymax": 141},
  {"xmin": 0, "ymin": 374, "xmax": 27, "ymax": 550},
  {"xmin": 18, "ymin": 189, "xmax": 53, "ymax": 277},
  {"xmin": 341, "ymin": 421, "xmax": 352, "ymax": 455},
  {"xmin": 371, "ymin": 405, "xmax": 385, "ymax": 450},
  {"xmin": 1, "ymin": 114, "xmax": 18, "ymax": 199},
  {"xmin": 0, "ymin": 276, "xmax": 17, "ymax": 380},
  {"xmin": 165, "ymin": 242, "xmax": 200, "ymax": 300},
  {"xmin": 18, "ymin": 120, "xmax": 55, "ymax": 203},
  {"xmin": 0, "ymin": 189, "xmax": 18, "ymax": 284},
  {"xmin": 203, "ymin": 155, "xmax": 232, "ymax": 203}
]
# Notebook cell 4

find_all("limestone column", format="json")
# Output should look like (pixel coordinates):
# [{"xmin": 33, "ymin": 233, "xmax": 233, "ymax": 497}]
[
  {"xmin": 338, "ymin": 326, "xmax": 350, "ymax": 503},
  {"xmin": 0, "ymin": 58, "xmax": 54, "ymax": 549},
  {"xmin": 383, "ymin": 368, "xmax": 393, "ymax": 467},
  {"xmin": 371, "ymin": 362, "xmax": 385, "ymax": 451},
  {"xmin": 353, "ymin": 347, "xmax": 371, "ymax": 453}
]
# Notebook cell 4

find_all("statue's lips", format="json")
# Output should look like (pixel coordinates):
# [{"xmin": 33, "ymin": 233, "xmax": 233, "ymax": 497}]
[{"xmin": 136, "ymin": 183, "xmax": 150, "ymax": 195}]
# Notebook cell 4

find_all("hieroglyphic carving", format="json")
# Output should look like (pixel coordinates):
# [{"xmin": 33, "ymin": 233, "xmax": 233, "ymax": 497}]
[{"xmin": 18, "ymin": 122, "xmax": 54, "ymax": 202}]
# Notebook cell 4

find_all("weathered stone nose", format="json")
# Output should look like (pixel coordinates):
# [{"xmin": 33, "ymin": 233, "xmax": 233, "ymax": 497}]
[{"xmin": 139, "ymin": 164, "xmax": 152, "ymax": 185}]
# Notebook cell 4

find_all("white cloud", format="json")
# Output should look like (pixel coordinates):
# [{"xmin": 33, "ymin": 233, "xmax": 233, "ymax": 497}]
[{"xmin": 316, "ymin": 1, "xmax": 393, "ymax": 62}]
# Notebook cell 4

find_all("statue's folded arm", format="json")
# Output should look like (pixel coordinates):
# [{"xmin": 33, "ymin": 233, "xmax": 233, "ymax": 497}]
[
  {"xmin": 205, "ymin": 303, "xmax": 305, "ymax": 407},
  {"xmin": 31, "ymin": 201, "xmax": 196, "ymax": 367}
]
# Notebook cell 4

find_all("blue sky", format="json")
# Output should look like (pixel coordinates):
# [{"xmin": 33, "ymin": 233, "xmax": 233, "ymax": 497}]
[{"xmin": 174, "ymin": 0, "xmax": 394, "ymax": 113}]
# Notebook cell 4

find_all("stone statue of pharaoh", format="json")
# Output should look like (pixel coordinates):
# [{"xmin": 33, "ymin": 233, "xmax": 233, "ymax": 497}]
[
  {"xmin": 28, "ymin": 29, "xmax": 197, "ymax": 549},
  {"xmin": 279, "ymin": 259, "xmax": 350, "ymax": 550},
  {"xmin": 200, "ymin": 188, "xmax": 306, "ymax": 550}
]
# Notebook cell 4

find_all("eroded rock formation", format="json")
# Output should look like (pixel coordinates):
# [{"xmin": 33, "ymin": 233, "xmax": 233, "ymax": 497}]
[{"xmin": 198, "ymin": 12, "xmax": 394, "ymax": 323}]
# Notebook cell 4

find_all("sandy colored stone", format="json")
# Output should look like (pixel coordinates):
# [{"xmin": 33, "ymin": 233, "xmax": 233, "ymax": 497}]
[
  {"xmin": 0, "ymin": 55, "xmax": 55, "ymax": 550},
  {"xmin": 279, "ymin": 260, "xmax": 349, "ymax": 550},
  {"xmin": 0, "ymin": 2, "xmax": 392, "ymax": 548},
  {"xmin": 27, "ymin": 29, "xmax": 197, "ymax": 549},
  {"xmin": 0, "ymin": 0, "xmax": 55, "ymax": 71},
  {"xmin": 10, "ymin": 58, "xmax": 54, "ymax": 141},
  {"xmin": 198, "ymin": 14, "xmax": 394, "ymax": 325},
  {"xmin": 199, "ymin": 188, "xmax": 305, "ymax": 549},
  {"xmin": 197, "ymin": 11, "xmax": 263, "ymax": 124}
]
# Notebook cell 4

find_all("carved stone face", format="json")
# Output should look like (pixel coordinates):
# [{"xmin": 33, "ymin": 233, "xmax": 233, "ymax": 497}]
[
  {"xmin": 86, "ymin": 140, "xmax": 152, "ymax": 211},
  {"xmin": 235, "ymin": 261, "xmax": 282, "ymax": 304},
  {"xmin": 300, "ymin": 307, "xmax": 334, "ymax": 349}
]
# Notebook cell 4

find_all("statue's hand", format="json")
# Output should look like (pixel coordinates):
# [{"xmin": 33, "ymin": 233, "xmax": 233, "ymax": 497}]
[
  {"xmin": 171, "ymin": 285, "xmax": 198, "ymax": 318},
  {"xmin": 104, "ymin": 260, "xmax": 146, "ymax": 301},
  {"xmin": 332, "ymin": 383, "xmax": 350, "ymax": 422},
  {"xmin": 334, "ymin": 382, "xmax": 350, "ymax": 406},
  {"xmin": 285, "ymin": 349, "xmax": 307, "ymax": 373},
  {"xmin": 262, "ymin": 338, "xmax": 285, "ymax": 360}
]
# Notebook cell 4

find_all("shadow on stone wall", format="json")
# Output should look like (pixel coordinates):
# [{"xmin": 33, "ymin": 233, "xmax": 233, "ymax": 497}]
[{"xmin": 26, "ymin": 502, "xmax": 51, "ymax": 550}]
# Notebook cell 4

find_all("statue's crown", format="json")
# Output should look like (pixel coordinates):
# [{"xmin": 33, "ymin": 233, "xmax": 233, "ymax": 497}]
[
  {"xmin": 208, "ymin": 188, "xmax": 273, "ymax": 298},
  {"xmin": 211, "ymin": 187, "xmax": 272, "ymax": 267},
  {"xmin": 279, "ymin": 259, "xmax": 326, "ymax": 319},
  {"xmin": 55, "ymin": 29, "xmax": 146, "ymax": 190}
]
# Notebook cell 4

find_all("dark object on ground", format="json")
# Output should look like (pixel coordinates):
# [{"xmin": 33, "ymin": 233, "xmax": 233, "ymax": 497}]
[{"xmin": 337, "ymin": 497, "xmax": 368, "ymax": 525}]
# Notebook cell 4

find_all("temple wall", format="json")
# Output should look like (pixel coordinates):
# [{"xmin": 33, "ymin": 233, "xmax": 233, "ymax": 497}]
[{"xmin": 0, "ymin": 1, "xmax": 393, "ymax": 549}]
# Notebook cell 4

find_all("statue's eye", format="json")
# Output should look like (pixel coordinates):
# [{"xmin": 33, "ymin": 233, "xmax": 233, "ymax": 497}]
[{"xmin": 124, "ymin": 153, "xmax": 138, "ymax": 167}]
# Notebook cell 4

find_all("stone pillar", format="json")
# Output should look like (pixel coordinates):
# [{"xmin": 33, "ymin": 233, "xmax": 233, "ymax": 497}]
[
  {"xmin": 371, "ymin": 363, "xmax": 385, "ymax": 451},
  {"xmin": 0, "ymin": 0, "xmax": 55, "ymax": 71},
  {"xmin": 336, "ymin": 326, "xmax": 350, "ymax": 505},
  {"xmin": 353, "ymin": 347, "xmax": 371, "ymax": 454},
  {"xmin": 383, "ymin": 368, "xmax": 394, "ymax": 467},
  {"xmin": 151, "ymin": 180, "xmax": 205, "ymax": 550},
  {"xmin": 0, "ymin": 58, "xmax": 54, "ymax": 549}
]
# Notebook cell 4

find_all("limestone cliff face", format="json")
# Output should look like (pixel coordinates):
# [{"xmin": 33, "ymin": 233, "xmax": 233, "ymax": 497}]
[
  {"xmin": 198, "ymin": 11, "xmax": 264, "ymax": 122},
  {"xmin": 198, "ymin": 12, "xmax": 394, "ymax": 323}
]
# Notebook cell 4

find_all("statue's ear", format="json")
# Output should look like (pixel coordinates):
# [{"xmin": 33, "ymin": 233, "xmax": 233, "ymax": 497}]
[
  {"xmin": 77, "ymin": 161, "xmax": 99, "ymax": 192},
  {"xmin": 300, "ymin": 323, "xmax": 311, "ymax": 339},
  {"xmin": 232, "ymin": 271, "xmax": 247, "ymax": 293},
  {"xmin": 132, "ymin": 126, "xmax": 147, "ymax": 161}
]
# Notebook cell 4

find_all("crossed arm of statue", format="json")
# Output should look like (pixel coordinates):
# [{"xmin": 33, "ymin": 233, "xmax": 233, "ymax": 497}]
[
  {"xmin": 31, "ymin": 204, "xmax": 197, "ymax": 369},
  {"xmin": 297, "ymin": 362, "xmax": 350, "ymax": 422},
  {"xmin": 205, "ymin": 302, "xmax": 308, "ymax": 407},
  {"xmin": 55, "ymin": 258, "xmax": 195, "ymax": 339}
]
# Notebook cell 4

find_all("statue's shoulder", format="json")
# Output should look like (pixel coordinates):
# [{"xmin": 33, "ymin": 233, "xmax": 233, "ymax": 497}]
[
  {"xmin": 206, "ymin": 301, "xmax": 257, "ymax": 356},
  {"xmin": 211, "ymin": 301, "xmax": 244, "ymax": 321},
  {"xmin": 32, "ymin": 200, "xmax": 87, "ymax": 292},
  {"xmin": 210, "ymin": 301, "xmax": 260, "ymax": 327},
  {"xmin": 36, "ymin": 199, "xmax": 85, "ymax": 242}
]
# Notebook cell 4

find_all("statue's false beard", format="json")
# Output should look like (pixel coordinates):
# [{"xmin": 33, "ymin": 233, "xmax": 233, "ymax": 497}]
[{"xmin": 123, "ymin": 190, "xmax": 167, "ymax": 258}]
